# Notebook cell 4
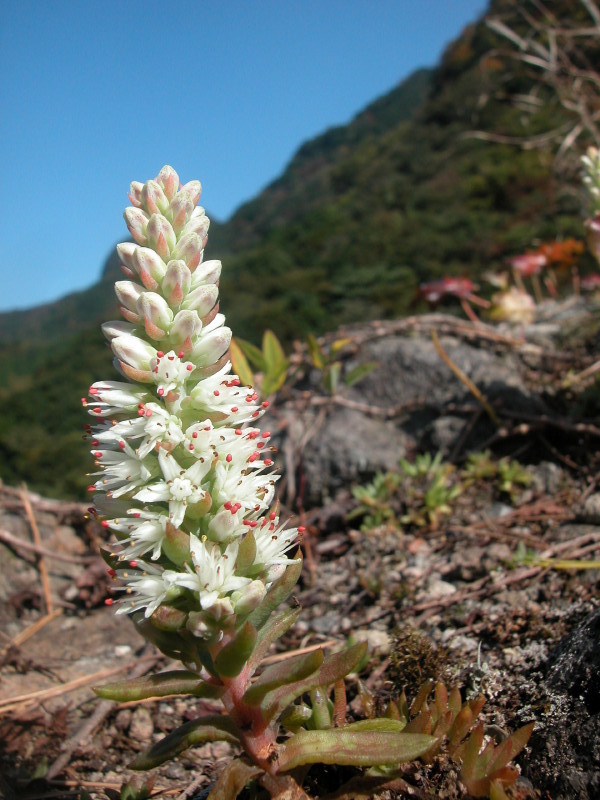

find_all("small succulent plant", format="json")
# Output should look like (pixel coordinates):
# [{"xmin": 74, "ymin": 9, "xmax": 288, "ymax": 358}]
[{"xmin": 85, "ymin": 167, "xmax": 438, "ymax": 799}]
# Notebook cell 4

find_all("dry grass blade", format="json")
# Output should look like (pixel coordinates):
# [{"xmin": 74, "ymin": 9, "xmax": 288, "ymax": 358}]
[{"xmin": 20, "ymin": 484, "xmax": 53, "ymax": 614}]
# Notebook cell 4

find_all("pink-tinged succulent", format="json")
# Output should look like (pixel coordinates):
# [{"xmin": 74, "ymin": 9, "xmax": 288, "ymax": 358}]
[
  {"xmin": 581, "ymin": 272, "xmax": 600, "ymax": 292},
  {"xmin": 507, "ymin": 253, "xmax": 547, "ymax": 278},
  {"xmin": 418, "ymin": 276, "xmax": 489, "ymax": 323}
]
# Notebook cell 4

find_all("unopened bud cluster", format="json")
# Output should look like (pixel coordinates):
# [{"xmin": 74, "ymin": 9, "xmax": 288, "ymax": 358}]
[{"xmin": 84, "ymin": 166, "xmax": 299, "ymax": 646}]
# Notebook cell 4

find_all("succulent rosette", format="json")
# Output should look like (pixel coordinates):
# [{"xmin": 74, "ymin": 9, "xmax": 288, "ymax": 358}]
[{"xmin": 84, "ymin": 166, "xmax": 299, "ymax": 653}]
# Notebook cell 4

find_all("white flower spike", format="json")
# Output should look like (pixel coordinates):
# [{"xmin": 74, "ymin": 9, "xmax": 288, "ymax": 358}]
[{"xmin": 88, "ymin": 166, "xmax": 299, "ymax": 640}]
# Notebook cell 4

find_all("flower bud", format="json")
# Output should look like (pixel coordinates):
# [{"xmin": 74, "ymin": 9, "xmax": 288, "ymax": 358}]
[
  {"xmin": 180, "ymin": 180, "xmax": 202, "ymax": 206},
  {"xmin": 112, "ymin": 333, "xmax": 156, "ymax": 371},
  {"xmin": 137, "ymin": 292, "xmax": 174, "ymax": 339},
  {"xmin": 141, "ymin": 179, "xmax": 170, "ymax": 216},
  {"xmin": 180, "ymin": 207, "xmax": 210, "ymax": 241},
  {"xmin": 115, "ymin": 280, "xmax": 143, "ymax": 322},
  {"xmin": 208, "ymin": 508, "xmax": 244, "ymax": 543},
  {"xmin": 124, "ymin": 207, "xmax": 149, "ymax": 245},
  {"xmin": 168, "ymin": 310, "xmax": 201, "ymax": 352},
  {"xmin": 117, "ymin": 242, "xmax": 138, "ymax": 277},
  {"xmin": 146, "ymin": 214, "xmax": 176, "ymax": 261},
  {"xmin": 169, "ymin": 192, "xmax": 195, "ymax": 235},
  {"xmin": 190, "ymin": 259, "xmax": 222, "ymax": 287},
  {"xmin": 162, "ymin": 521, "xmax": 191, "ymax": 566},
  {"xmin": 133, "ymin": 247, "xmax": 167, "ymax": 290},
  {"xmin": 156, "ymin": 165, "xmax": 179, "ymax": 201},
  {"xmin": 182, "ymin": 284, "xmax": 218, "ymax": 317},
  {"xmin": 172, "ymin": 232, "xmax": 204, "ymax": 272},
  {"xmin": 128, "ymin": 181, "xmax": 144, "ymax": 208},
  {"xmin": 191, "ymin": 326, "xmax": 232, "ymax": 366},
  {"xmin": 101, "ymin": 320, "xmax": 136, "ymax": 341},
  {"xmin": 163, "ymin": 260, "xmax": 192, "ymax": 307},
  {"xmin": 232, "ymin": 580, "xmax": 266, "ymax": 617}
]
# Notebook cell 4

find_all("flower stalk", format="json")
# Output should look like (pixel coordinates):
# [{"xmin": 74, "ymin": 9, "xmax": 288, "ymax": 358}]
[{"xmin": 88, "ymin": 167, "xmax": 435, "ymax": 798}]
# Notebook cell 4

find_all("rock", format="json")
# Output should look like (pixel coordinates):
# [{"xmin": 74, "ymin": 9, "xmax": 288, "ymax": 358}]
[
  {"xmin": 129, "ymin": 706, "xmax": 154, "ymax": 742},
  {"xmin": 271, "ymin": 317, "xmax": 548, "ymax": 505},
  {"xmin": 524, "ymin": 608, "xmax": 600, "ymax": 799}
]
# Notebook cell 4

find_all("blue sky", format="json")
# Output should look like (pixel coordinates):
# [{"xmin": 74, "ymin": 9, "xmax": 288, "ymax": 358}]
[{"xmin": 0, "ymin": 0, "xmax": 486, "ymax": 312}]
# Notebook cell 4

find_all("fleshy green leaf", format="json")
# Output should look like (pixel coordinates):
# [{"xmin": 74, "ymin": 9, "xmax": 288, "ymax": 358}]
[
  {"xmin": 306, "ymin": 333, "xmax": 325, "ymax": 369},
  {"xmin": 235, "ymin": 337, "xmax": 267, "ymax": 372},
  {"xmin": 229, "ymin": 338, "xmax": 256, "ymax": 387},
  {"xmin": 277, "ymin": 724, "xmax": 436, "ymax": 770},
  {"xmin": 215, "ymin": 621, "xmax": 258, "ymax": 678},
  {"xmin": 330, "ymin": 337, "xmax": 353, "ymax": 356},
  {"xmin": 259, "ymin": 642, "xmax": 367, "ymax": 723},
  {"xmin": 94, "ymin": 670, "xmax": 225, "ymax": 702},
  {"xmin": 344, "ymin": 362, "xmax": 378, "ymax": 387},
  {"xmin": 248, "ymin": 606, "xmax": 302, "ymax": 675},
  {"xmin": 248, "ymin": 554, "xmax": 302, "ymax": 631},
  {"xmin": 243, "ymin": 648, "xmax": 324, "ymax": 706},
  {"xmin": 130, "ymin": 715, "xmax": 240, "ymax": 770}
]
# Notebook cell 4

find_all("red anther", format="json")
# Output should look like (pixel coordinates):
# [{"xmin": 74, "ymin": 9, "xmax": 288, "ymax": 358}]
[
  {"xmin": 213, "ymin": 390, "xmax": 220, "ymax": 396},
  {"xmin": 107, "ymin": 568, "xmax": 116, "ymax": 577},
  {"xmin": 243, "ymin": 520, "xmax": 257, "ymax": 528},
  {"xmin": 262, "ymin": 401, "xmax": 270, "ymax": 408},
  {"xmin": 231, "ymin": 406, "xmax": 238, "ymax": 412},
  {"xmin": 178, "ymin": 351, "xmax": 185, "ymax": 358},
  {"xmin": 297, "ymin": 526, "xmax": 306, "ymax": 533},
  {"xmin": 226, "ymin": 454, "xmax": 232, "ymax": 463},
  {"xmin": 101, "ymin": 520, "xmax": 110, "ymax": 528},
  {"xmin": 94, "ymin": 451, "xmax": 102, "ymax": 458},
  {"xmin": 269, "ymin": 523, "xmax": 275, "ymax": 531},
  {"xmin": 261, "ymin": 518, "xmax": 268, "ymax": 527},
  {"xmin": 264, "ymin": 458, "xmax": 273, "ymax": 466},
  {"xmin": 87, "ymin": 507, "xmax": 96, "ymax": 514},
  {"xmin": 129, "ymin": 560, "xmax": 138, "ymax": 567},
  {"xmin": 231, "ymin": 378, "xmax": 241, "ymax": 386},
  {"xmin": 189, "ymin": 444, "xmax": 194, "ymax": 450},
  {"xmin": 248, "ymin": 452, "xmax": 259, "ymax": 462},
  {"xmin": 94, "ymin": 408, "xmax": 103, "ymax": 414},
  {"xmin": 87, "ymin": 484, "xmax": 96, "ymax": 492},
  {"xmin": 145, "ymin": 409, "xmax": 153, "ymax": 417},
  {"xmin": 261, "ymin": 431, "xmax": 270, "ymax": 438},
  {"xmin": 247, "ymin": 431, "xmax": 259, "ymax": 439},
  {"xmin": 269, "ymin": 511, "xmax": 276, "ymax": 521},
  {"xmin": 224, "ymin": 501, "xmax": 232, "ymax": 510},
  {"xmin": 252, "ymin": 411, "xmax": 259, "ymax": 418},
  {"xmin": 158, "ymin": 388, "xmax": 165, "ymax": 396},
  {"xmin": 119, "ymin": 441, "xmax": 125, "ymax": 449},
  {"xmin": 235, "ymin": 429, "xmax": 242, "ymax": 435},
  {"xmin": 138, "ymin": 408, "xmax": 145, "ymax": 416},
  {"xmin": 88, "ymin": 387, "xmax": 99, "ymax": 395},
  {"xmin": 91, "ymin": 439, "xmax": 99, "ymax": 446},
  {"xmin": 233, "ymin": 502, "xmax": 242, "ymax": 512},
  {"xmin": 168, "ymin": 355, "xmax": 174, "ymax": 360},
  {"xmin": 81, "ymin": 398, "xmax": 87, "ymax": 405},
  {"xmin": 186, "ymin": 364, "xmax": 193, "ymax": 371},
  {"xmin": 132, "ymin": 512, "xmax": 141, "ymax": 518},
  {"xmin": 105, "ymin": 598, "xmax": 114, "ymax": 605},
  {"xmin": 257, "ymin": 442, "xmax": 265, "ymax": 449},
  {"xmin": 192, "ymin": 432, "xmax": 198, "ymax": 438},
  {"xmin": 157, "ymin": 351, "xmax": 164, "ymax": 358}
]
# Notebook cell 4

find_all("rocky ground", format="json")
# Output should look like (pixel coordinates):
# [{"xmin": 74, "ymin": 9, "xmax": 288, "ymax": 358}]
[{"xmin": 1, "ymin": 302, "xmax": 600, "ymax": 800}]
